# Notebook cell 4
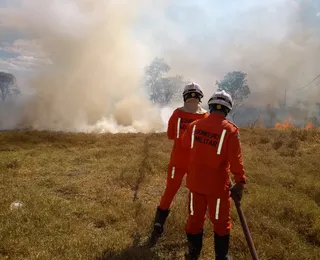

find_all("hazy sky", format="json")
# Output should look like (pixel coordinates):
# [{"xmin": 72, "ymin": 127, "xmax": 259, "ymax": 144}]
[{"xmin": 0, "ymin": 0, "xmax": 320, "ymax": 100}]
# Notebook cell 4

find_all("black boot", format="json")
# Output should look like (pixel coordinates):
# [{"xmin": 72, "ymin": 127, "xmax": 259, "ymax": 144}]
[
  {"xmin": 214, "ymin": 232, "xmax": 231, "ymax": 260},
  {"xmin": 147, "ymin": 206, "xmax": 170, "ymax": 247},
  {"xmin": 184, "ymin": 230, "xmax": 203, "ymax": 260}
]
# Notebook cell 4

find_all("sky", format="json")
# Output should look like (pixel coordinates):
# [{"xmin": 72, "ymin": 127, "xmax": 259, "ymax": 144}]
[{"xmin": 1, "ymin": 0, "xmax": 319, "ymax": 88}]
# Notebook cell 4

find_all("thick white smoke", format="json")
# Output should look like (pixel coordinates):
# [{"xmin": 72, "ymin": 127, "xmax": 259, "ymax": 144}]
[{"xmin": 1, "ymin": 0, "xmax": 168, "ymax": 133}]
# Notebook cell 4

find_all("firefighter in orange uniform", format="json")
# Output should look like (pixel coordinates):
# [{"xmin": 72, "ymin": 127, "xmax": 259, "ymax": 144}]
[
  {"xmin": 181, "ymin": 90, "xmax": 246, "ymax": 260},
  {"xmin": 147, "ymin": 82, "xmax": 209, "ymax": 247}
]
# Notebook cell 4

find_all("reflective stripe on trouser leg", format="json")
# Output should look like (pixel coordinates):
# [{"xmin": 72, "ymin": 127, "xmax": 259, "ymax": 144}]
[
  {"xmin": 171, "ymin": 167, "xmax": 175, "ymax": 179},
  {"xmin": 159, "ymin": 166, "xmax": 186, "ymax": 210},
  {"xmin": 190, "ymin": 192, "xmax": 194, "ymax": 216},
  {"xmin": 208, "ymin": 196, "xmax": 232, "ymax": 236},
  {"xmin": 186, "ymin": 192, "xmax": 207, "ymax": 234},
  {"xmin": 215, "ymin": 198, "xmax": 221, "ymax": 220}
]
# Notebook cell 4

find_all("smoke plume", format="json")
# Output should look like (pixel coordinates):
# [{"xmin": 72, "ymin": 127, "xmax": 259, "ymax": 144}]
[
  {"xmin": 8, "ymin": 0, "xmax": 166, "ymax": 133},
  {"xmin": 154, "ymin": 1, "xmax": 320, "ymax": 107},
  {"xmin": 1, "ymin": 0, "xmax": 319, "ymax": 131}
]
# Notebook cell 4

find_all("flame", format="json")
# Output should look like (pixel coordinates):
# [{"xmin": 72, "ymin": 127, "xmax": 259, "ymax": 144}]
[
  {"xmin": 274, "ymin": 115, "xmax": 293, "ymax": 129},
  {"xmin": 305, "ymin": 122, "xmax": 313, "ymax": 130},
  {"xmin": 274, "ymin": 116, "xmax": 316, "ymax": 130}
]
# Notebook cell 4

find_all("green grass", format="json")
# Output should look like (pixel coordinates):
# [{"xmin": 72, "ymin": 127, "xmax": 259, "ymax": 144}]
[{"xmin": 0, "ymin": 129, "xmax": 320, "ymax": 259}]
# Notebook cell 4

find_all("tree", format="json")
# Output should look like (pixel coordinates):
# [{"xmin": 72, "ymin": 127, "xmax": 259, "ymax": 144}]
[
  {"xmin": 145, "ymin": 58, "xmax": 186, "ymax": 106},
  {"xmin": 215, "ymin": 71, "xmax": 250, "ymax": 120},
  {"xmin": 167, "ymin": 74, "xmax": 187, "ymax": 103},
  {"xmin": 0, "ymin": 72, "xmax": 20, "ymax": 102}
]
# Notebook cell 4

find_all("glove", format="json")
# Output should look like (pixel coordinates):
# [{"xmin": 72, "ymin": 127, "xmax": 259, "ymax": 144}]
[{"xmin": 229, "ymin": 183, "xmax": 245, "ymax": 201}]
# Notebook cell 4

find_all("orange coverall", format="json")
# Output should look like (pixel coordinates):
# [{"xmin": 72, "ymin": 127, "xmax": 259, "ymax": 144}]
[
  {"xmin": 181, "ymin": 113, "xmax": 246, "ymax": 236},
  {"xmin": 159, "ymin": 108, "xmax": 209, "ymax": 210}
]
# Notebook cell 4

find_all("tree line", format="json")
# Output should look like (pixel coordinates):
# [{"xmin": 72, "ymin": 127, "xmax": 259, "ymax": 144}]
[
  {"xmin": 0, "ymin": 72, "xmax": 20, "ymax": 102},
  {"xmin": 144, "ymin": 57, "xmax": 251, "ymax": 120}
]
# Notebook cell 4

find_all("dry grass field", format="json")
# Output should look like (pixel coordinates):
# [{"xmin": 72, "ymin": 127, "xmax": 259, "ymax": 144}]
[{"xmin": 0, "ymin": 128, "xmax": 320, "ymax": 260}]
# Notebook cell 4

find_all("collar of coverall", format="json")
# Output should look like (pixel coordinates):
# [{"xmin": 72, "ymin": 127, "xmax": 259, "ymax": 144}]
[{"xmin": 210, "ymin": 111, "xmax": 226, "ymax": 118}]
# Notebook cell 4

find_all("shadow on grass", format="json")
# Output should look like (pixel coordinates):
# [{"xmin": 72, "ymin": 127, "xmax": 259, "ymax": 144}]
[
  {"xmin": 97, "ymin": 240, "xmax": 187, "ymax": 260},
  {"xmin": 96, "ymin": 244, "xmax": 161, "ymax": 260},
  {"xmin": 97, "ymin": 224, "xmax": 161, "ymax": 260}
]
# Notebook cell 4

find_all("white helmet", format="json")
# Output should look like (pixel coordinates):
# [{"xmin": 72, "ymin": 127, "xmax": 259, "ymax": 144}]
[
  {"xmin": 208, "ymin": 90, "xmax": 233, "ymax": 110},
  {"xmin": 183, "ymin": 82, "xmax": 204, "ymax": 102}
]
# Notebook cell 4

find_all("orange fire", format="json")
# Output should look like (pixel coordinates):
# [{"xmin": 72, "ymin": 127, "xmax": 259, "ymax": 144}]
[
  {"xmin": 274, "ymin": 116, "xmax": 316, "ymax": 130},
  {"xmin": 274, "ymin": 116, "xmax": 294, "ymax": 129},
  {"xmin": 305, "ymin": 122, "xmax": 313, "ymax": 130}
]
